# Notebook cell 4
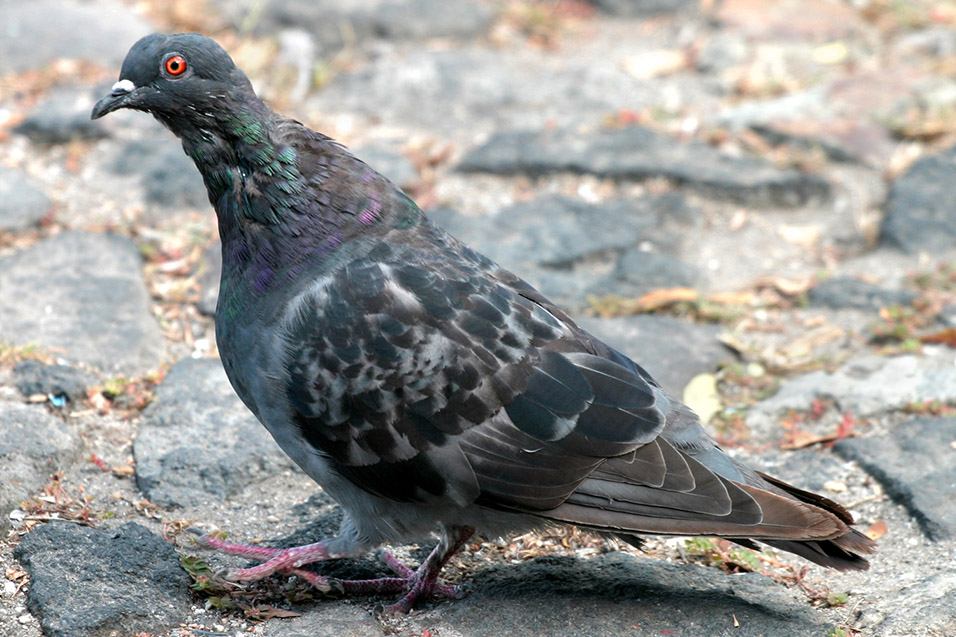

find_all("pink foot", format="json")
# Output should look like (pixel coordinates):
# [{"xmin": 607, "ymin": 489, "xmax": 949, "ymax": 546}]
[{"xmin": 189, "ymin": 526, "xmax": 475, "ymax": 612}]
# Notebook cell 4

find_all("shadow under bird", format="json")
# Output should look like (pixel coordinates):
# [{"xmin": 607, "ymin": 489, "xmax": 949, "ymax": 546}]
[{"xmin": 92, "ymin": 33, "xmax": 875, "ymax": 614}]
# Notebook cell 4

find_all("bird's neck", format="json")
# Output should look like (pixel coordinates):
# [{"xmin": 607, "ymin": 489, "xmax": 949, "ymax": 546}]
[{"xmin": 177, "ymin": 99, "xmax": 424, "ymax": 319}]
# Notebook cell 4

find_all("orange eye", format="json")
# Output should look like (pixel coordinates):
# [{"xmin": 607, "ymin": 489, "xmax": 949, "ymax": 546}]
[{"xmin": 164, "ymin": 55, "xmax": 187, "ymax": 76}]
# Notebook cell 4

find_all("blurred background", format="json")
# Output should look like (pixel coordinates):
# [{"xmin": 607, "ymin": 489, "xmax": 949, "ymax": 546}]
[{"xmin": 1, "ymin": 1, "xmax": 956, "ymax": 636}]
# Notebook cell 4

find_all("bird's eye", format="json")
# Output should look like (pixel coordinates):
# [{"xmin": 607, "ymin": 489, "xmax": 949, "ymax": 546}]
[{"xmin": 164, "ymin": 55, "xmax": 187, "ymax": 76}]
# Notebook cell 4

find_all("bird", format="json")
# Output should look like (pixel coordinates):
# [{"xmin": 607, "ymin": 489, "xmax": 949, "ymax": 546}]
[{"xmin": 92, "ymin": 33, "xmax": 875, "ymax": 614}]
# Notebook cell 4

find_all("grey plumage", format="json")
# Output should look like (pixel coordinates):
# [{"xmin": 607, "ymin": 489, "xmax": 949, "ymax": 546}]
[{"xmin": 92, "ymin": 33, "xmax": 875, "ymax": 612}]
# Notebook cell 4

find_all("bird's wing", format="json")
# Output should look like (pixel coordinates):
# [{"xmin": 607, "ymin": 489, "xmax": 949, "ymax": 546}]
[
  {"xmin": 277, "ymin": 221, "xmax": 865, "ymax": 558},
  {"xmin": 278, "ymin": 223, "xmax": 670, "ymax": 508}
]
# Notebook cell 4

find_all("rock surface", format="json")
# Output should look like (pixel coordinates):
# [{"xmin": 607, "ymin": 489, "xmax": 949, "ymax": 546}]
[
  {"xmin": 808, "ymin": 276, "xmax": 917, "ymax": 310},
  {"xmin": 0, "ymin": 169, "xmax": 51, "ymax": 232},
  {"xmin": 746, "ymin": 352, "xmax": 956, "ymax": 443},
  {"xmin": 432, "ymin": 194, "xmax": 700, "ymax": 307},
  {"xmin": 0, "ymin": 0, "xmax": 151, "ymax": 73},
  {"xmin": 406, "ymin": 554, "xmax": 829, "ymax": 637},
  {"xmin": 579, "ymin": 315, "xmax": 731, "ymax": 394},
  {"xmin": 14, "ymin": 87, "xmax": 110, "ymax": 145},
  {"xmin": 12, "ymin": 360, "xmax": 97, "ymax": 405},
  {"xmin": 217, "ymin": 0, "xmax": 493, "ymax": 53},
  {"xmin": 13, "ymin": 522, "xmax": 191, "ymax": 637},
  {"xmin": 459, "ymin": 126, "xmax": 831, "ymax": 207},
  {"xmin": 880, "ymin": 144, "xmax": 956, "ymax": 254},
  {"xmin": 0, "ymin": 402, "xmax": 82, "ymax": 529},
  {"xmin": 2, "ymin": 1, "xmax": 956, "ymax": 636},
  {"xmin": 0, "ymin": 231, "xmax": 164, "ymax": 376},
  {"xmin": 835, "ymin": 417, "xmax": 956, "ymax": 540},
  {"xmin": 134, "ymin": 357, "xmax": 294, "ymax": 508}
]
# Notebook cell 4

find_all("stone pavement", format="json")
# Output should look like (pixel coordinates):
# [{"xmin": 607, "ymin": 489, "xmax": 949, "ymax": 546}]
[{"xmin": 1, "ymin": 1, "xmax": 955, "ymax": 635}]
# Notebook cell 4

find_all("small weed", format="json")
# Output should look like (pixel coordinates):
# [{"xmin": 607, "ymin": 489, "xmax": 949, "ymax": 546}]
[
  {"xmin": 18, "ymin": 472, "xmax": 105, "ymax": 529},
  {"xmin": 683, "ymin": 537, "xmax": 762, "ymax": 573},
  {"xmin": 902, "ymin": 400, "xmax": 956, "ymax": 416},
  {"xmin": 0, "ymin": 341, "xmax": 51, "ymax": 367}
]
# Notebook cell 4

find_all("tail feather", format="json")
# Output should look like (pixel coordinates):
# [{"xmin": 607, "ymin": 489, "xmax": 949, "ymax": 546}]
[{"xmin": 545, "ymin": 438, "xmax": 875, "ymax": 571}]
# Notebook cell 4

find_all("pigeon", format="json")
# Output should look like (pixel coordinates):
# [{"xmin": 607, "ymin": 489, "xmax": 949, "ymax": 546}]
[{"xmin": 92, "ymin": 33, "xmax": 875, "ymax": 613}]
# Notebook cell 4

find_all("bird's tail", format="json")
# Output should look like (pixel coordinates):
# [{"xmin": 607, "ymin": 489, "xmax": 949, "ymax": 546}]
[{"xmin": 541, "ymin": 435, "xmax": 876, "ymax": 570}]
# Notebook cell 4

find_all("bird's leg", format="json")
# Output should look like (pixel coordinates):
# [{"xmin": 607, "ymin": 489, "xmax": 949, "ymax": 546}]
[
  {"xmin": 381, "ymin": 525, "xmax": 476, "ymax": 614},
  {"xmin": 192, "ymin": 532, "xmax": 338, "ymax": 588},
  {"xmin": 191, "ymin": 525, "xmax": 476, "ymax": 611}
]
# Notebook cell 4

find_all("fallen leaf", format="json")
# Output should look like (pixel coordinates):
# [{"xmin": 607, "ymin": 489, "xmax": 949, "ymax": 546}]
[
  {"xmin": 865, "ymin": 520, "xmax": 888, "ymax": 541},
  {"xmin": 780, "ymin": 324, "xmax": 845, "ymax": 360},
  {"xmin": 920, "ymin": 327, "xmax": 956, "ymax": 347},
  {"xmin": 823, "ymin": 480, "xmax": 847, "ymax": 492},
  {"xmin": 256, "ymin": 607, "xmax": 302, "ymax": 620},
  {"xmin": 781, "ymin": 427, "xmax": 832, "ymax": 450},
  {"xmin": 621, "ymin": 49, "xmax": 688, "ymax": 79},
  {"xmin": 683, "ymin": 373, "xmax": 722, "ymax": 425},
  {"xmin": 753, "ymin": 275, "xmax": 814, "ymax": 296},
  {"xmin": 778, "ymin": 224, "xmax": 820, "ymax": 249},
  {"xmin": 634, "ymin": 287, "xmax": 699, "ymax": 311},
  {"xmin": 812, "ymin": 41, "xmax": 849, "ymax": 65},
  {"xmin": 707, "ymin": 290, "xmax": 755, "ymax": 305}
]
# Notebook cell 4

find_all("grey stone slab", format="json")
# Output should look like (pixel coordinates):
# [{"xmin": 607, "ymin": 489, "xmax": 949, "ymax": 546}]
[
  {"xmin": 0, "ymin": 0, "xmax": 151, "ymax": 74},
  {"xmin": 578, "ymin": 315, "xmax": 732, "ymax": 394},
  {"xmin": 432, "ymin": 194, "xmax": 700, "ymax": 307},
  {"xmin": 12, "ymin": 360, "xmax": 97, "ymax": 405},
  {"xmin": 459, "ymin": 126, "xmax": 830, "ymax": 207},
  {"xmin": 834, "ymin": 417, "xmax": 956, "ymax": 540},
  {"xmin": 588, "ymin": 0, "xmax": 698, "ymax": 16},
  {"xmin": 747, "ymin": 353, "xmax": 956, "ymax": 443},
  {"xmin": 407, "ymin": 553, "xmax": 829, "ymax": 637},
  {"xmin": 13, "ymin": 521, "xmax": 191, "ymax": 637},
  {"xmin": 261, "ymin": 605, "xmax": 384, "ymax": 636},
  {"xmin": 108, "ymin": 137, "xmax": 209, "ymax": 214},
  {"xmin": 0, "ymin": 402, "xmax": 82, "ymax": 529},
  {"xmin": 14, "ymin": 87, "xmax": 109, "ymax": 145},
  {"xmin": 808, "ymin": 276, "xmax": 917, "ymax": 310},
  {"xmin": 217, "ymin": 0, "xmax": 493, "ymax": 54},
  {"xmin": 880, "ymin": 144, "xmax": 956, "ymax": 254},
  {"xmin": 588, "ymin": 248, "xmax": 704, "ymax": 299},
  {"xmin": 0, "ymin": 168, "xmax": 52, "ymax": 231},
  {"xmin": 134, "ymin": 357, "xmax": 294, "ymax": 508},
  {"xmin": 0, "ymin": 231, "xmax": 164, "ymax": 376},
  {"xmin": 869, "ymin": 570, "xmax": 956, "ymax": 636},
  {"xmin": 308, "ymin": 47, "xmax": 670, "ymax": 137}
]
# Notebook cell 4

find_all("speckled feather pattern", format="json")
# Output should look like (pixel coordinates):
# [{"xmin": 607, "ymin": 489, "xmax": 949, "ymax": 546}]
[{"xmin": 97, "ymin": 33, "xmax": 874, "ymax": 573}]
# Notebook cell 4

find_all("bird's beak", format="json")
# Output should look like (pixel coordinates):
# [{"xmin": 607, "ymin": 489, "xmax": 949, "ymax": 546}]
[{"xmin": 91, "ymin": 79, "xmax": 139, "ymax": 119}]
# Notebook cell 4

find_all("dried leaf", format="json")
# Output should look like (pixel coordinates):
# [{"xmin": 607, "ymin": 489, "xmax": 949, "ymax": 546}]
[
  {"xmin": 778, "ymin": 224, "xmax": 821, "ymax": 249},
  {"xmin": 707, "ymin": 290, "xmax": 755, "ymax": 305},
  {"xmin": 823, "ymin": 480, "xmax": 847, "ymax": 492},
  {"xmin": 812, "ymin": 41, "xmax": 849, "ymax": 65},
  {"xmin": 781, "ymin": 428, "xmax": 833, "ymax": 450},
  {"xmin": 683, "ymin": 373, "xmax": 722, "ymax": 425},
  {"xmin": 865, "ymin": 520, "xmax": 888, "ymax": 541},
  {"xmin": 621, "ymin": 49, "xmax": 689, "ymax": 79},
  {"xmin": 754, "ymin": 275, "xmax": 814, "ymax": 296},
  {"xmin": 634, "ymin": 287, "xmax": 699, "ymax": 311},
  {"xmin": 256, "ymin": 607, "xmax": 302, "ymax": 620},
  {"xmin": 920, "ymin": 327, "xmax": 956, "ymax": 347}
]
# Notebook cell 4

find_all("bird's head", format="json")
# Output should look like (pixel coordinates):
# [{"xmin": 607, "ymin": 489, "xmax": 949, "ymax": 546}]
[{"xmin": 91, "ymin": 33, "xmax": 256, "ymax": 134}]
